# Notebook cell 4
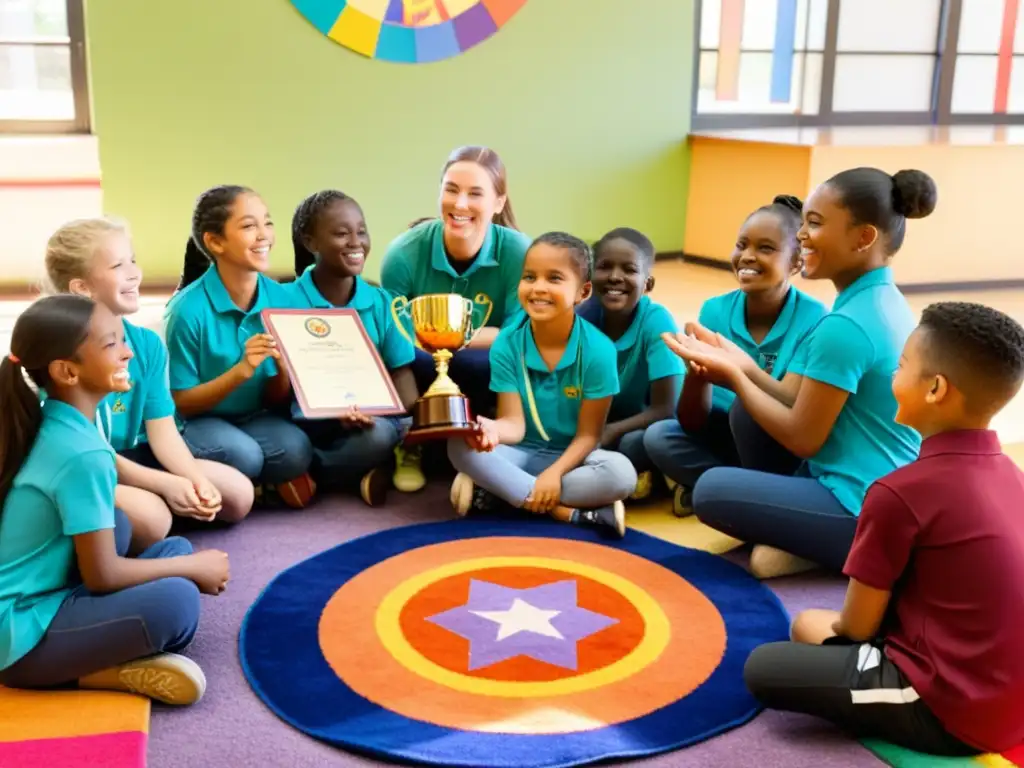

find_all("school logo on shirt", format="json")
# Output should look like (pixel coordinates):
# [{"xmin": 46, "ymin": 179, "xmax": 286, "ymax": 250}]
[
  {"xmin": 563, "ymin": 386, "xmax": 581, "ymax": 400},
  {"xmin": 111, "ymin": 397, "xmax": 127, "ymax": 415},
  {"xmin": 759, "ymin": 352, "xmax": 777, "ymax": 374},
  {"xmin": 305, "ymin": 317, "xmax": 331, "ymax": 339}
]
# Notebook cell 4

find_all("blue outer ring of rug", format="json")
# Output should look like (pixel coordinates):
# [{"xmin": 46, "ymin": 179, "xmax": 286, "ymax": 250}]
[{"xmin": 239, "ymin": 519, "xmax": 790, "ymax": 768}]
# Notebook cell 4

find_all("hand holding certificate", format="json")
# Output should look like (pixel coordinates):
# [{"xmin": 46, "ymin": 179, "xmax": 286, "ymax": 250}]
[{"xmin": 261, "ymin": 309, "xmax": 403, "ymax": 419}]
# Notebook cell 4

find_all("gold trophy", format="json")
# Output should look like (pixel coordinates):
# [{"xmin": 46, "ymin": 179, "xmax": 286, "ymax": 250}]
[{"xmin": 392, "ymin": 293, "xmax": 492, "ymax": 444}]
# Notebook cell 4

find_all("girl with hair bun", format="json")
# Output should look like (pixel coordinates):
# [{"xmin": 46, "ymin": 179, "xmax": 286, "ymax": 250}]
[
  {"xmin": 645, "ymin": 194, "xmax": 827, "ymax": 516},
  {"xmin": 665, "ymin": 168, "xmax": 937, "ymax": 579}
]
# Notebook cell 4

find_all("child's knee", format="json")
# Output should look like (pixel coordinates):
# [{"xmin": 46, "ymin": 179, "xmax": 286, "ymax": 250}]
[
  {"xmin": 267, "ymin": 425, "xmax": 314, "ymax": 482},
  {"xmin": 216, "ymin": 470, "xmax": 255, "ymax": 524},
  {"xmin": 145, "ymin": 577, "xmax": 201, "ymax": 651},
  {"xmin": 604, "ymin": 452, "xmax": 638, "ymax": 499},
  {"xmin": 641, "ymin": 419, "xmax": 676, "ymax": 464},
  {"xmin": 447, "ymin": 437, "xmax": 471, "ymax": 468}
]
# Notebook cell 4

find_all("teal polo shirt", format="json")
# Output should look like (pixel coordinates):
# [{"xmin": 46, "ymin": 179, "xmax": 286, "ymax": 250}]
[
  {"xmin": 788, "ymin": 267, "xmax": 921, "ymax": 515},
  {"xmin": 98, "ymin": 319, "xmax": 177, "ymax": 451},
  {"xmin": 490, "ymin": 316, "xmax": 619, "ymax": 450},
  {"xmin": 164, "ymin": 265, "xmax": 296, "ymax": 418},
  {"xmin": 578, "ymin": 296, "xmax": 684, "ymax": 421},
  {"xmin": 0, "ymin": 399, "xmax": 117, "ymax": 670},
  {"xmin": 287, "ymin": 267, "xmax": 415, "ymax": 371},
  {"xmin": 697, "ymin": 287, "xmax": 828, "ymax": 412},
  {"xmin": 380, "ymin": 219, "xmax": 530, "ymax": 335}
]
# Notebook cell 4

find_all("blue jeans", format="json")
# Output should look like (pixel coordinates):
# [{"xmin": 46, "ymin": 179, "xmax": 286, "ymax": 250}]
[
  {"xmin": 298, "ymin": 415, "xmax": 411, "ymax": 484},
  {"xmin": 0, "ymin": 510, "xmax": 200, "ymax": 688},
  {"xmin": 608, "ymin": 428, "xmax": 655, "ymax": 473},
  {"xmin": 448, "ymin": 440, "xmax": 638, "ymax": 509},
  {"xmin": 693, "ymin": 467, "xmax": 857, "ymax": 572},
  {"xmin": 412, "ymin": 347, "xmax": 494, "ymax": 416},
  {"xmin": 182, "ymin": 413, "xmax": 313, "ymax": 484},
  {"xmin": 645, "ymin": 400, "xmax": 802, "ymax": 488}
]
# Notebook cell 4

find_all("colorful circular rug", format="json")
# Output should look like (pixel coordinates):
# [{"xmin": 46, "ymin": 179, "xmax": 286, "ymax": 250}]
[{"xmin": 239, "ymin": 520, "xmax": 789, "ymax": 767}]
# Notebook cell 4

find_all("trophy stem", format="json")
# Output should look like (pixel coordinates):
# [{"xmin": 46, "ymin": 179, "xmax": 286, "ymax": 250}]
[{"xmin": 424, "ymin": 349, "xmax": 462, "ymax": 398}]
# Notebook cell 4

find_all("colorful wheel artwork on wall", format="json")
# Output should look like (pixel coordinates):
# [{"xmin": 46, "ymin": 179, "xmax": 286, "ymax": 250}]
[{"xmin": 289, "ymin": 0, "xmax": 528, "ymax": 63}]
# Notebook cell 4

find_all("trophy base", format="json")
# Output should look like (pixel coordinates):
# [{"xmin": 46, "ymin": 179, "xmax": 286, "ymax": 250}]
[{"xmin": 403, "ymin": 394, "xmax": 478, "ymax": 446}]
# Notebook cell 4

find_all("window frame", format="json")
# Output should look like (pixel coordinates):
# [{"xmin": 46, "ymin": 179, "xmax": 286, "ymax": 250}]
[
  {"xmin": 0, "ymin": 0, "xmax": 90, "ymax": 134},
  {"xmin": 691, "ymin": 0, "xmax": 1022, "ymax": 130}
]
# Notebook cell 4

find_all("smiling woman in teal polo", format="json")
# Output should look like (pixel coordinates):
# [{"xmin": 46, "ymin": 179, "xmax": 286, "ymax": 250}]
[{"xmin": 381, "ymin": 146, "xmax": 530, "ymax": 414}]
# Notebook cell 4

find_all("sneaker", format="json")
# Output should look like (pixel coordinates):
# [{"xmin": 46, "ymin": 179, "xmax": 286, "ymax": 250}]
[
  {"xmin": 78, "ymin": 653, "xmax": 206, "ymax": 706},
  {"xmin": 575, "ymin": 500, "xmax": 627, "ymax": 539},
  {"xmin": 664, "ymin": 475, "xmax": 678, "ymax": 492},
  {"xmin": 629, "ymin": 471, "xmax": 653, "ymax": 502},
  {"xmin": 449, "ymin": 473, "xmax": 495, "ymax": 517},
  {"xmin": 275, "ymin": 473, "xmax": 317, "ymax": 509},
  {"xmin": 672, "ymin": 484, "xmax": 694, "ymax": 518},
  {"xmin": 749, "ymin": 545, "xmax": 817, "ymax": 580},
  {"xmin": 393, "ymin": 444, "xmax": 426, "ymax": 493},
  {"xmin": 360, "ymin": 467, "xmax": 389, "ymax": 507}
]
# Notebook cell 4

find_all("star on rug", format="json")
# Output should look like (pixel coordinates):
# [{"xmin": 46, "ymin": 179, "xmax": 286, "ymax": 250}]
[{"xmin": 427, "ymin": 580, "xmax": 618, "ymax": 671}]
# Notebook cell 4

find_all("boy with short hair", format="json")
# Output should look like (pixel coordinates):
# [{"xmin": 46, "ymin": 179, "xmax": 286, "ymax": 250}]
[{"xmin": 743, "ymin": 301, "xmax": 1024, "ymax": 756}]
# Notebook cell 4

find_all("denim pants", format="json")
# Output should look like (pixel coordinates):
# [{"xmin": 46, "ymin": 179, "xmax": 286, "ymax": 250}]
[
  {"xmin": 298, "ymin": 415, "xmax": 411, "ymax": 484},
  {"xmin": 412, "ymin": 347, "xmax": 494, "ymax": 416},
  {"xmin": 694, "ymin": 468, "xmax": 857, "ymax": 571},
  {"xmin": 644, "ymin": 400, "xmax": 803, "ymax": 488},
  {"xmin": 182, "ymin": 412, "xmax": 314, "ymax": 484},
  {"xmin": 448, "ymin": 440, "xmax": 638, "ymax": 509},
  {"xmin": 607, "ymin": 428, "xmax": 655, "ymax": 474},
  {"xmin": 0, "ymin": 510, "xmax": 200, "ymax": 688}
]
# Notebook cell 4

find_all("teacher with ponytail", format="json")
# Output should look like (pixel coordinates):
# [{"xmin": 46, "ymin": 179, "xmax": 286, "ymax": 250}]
[{"xmin": 381, "ymin": 146, "xmax": 531, "ymax": 416}]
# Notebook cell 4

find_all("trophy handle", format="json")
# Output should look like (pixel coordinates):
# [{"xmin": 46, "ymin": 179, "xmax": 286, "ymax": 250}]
[
  {"xmin": 390, "ymin": 295, "xmax": 421, "ymax": 349},
  {"xmin": 467, "ymin": 293, "xmax": 494, "ymax": 342}
]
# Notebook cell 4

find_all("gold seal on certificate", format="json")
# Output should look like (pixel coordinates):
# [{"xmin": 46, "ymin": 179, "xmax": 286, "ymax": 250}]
[
  {"xmin": 261, "ymin": 309, "xmax": 404, "ymax": 419},
  {"xmin": 391, "ymin": 293, "xmax": 491, "ymax": 444}
]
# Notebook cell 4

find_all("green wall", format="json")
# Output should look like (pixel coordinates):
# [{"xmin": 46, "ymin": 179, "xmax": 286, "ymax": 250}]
[{"xmin": 85, "ymin": 0, "xmax": 693, "ymax": 282}]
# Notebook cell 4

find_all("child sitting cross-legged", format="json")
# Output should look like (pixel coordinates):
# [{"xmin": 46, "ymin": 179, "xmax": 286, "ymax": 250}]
[{"xmin": 744, "ymin": 302, "xmax": 1024, "ymax": 756}]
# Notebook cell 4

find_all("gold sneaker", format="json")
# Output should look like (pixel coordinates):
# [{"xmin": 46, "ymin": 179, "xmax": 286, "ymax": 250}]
[
  {"xmin": 79, "ymin": 653, "xmax": 206, "ymax": 705},
  {"xmin": 393, "ymin": 444, "xmax": 426, "ymax": 492}
]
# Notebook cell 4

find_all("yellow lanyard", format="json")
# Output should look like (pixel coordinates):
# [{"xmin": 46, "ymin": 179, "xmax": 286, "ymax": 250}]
[{"xmin": 520, "ymin": 323, "xmax": 584, "ymax": 443}]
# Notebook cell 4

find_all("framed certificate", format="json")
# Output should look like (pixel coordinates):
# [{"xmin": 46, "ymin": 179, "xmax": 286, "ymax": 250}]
[{"xmin": 261, "ymin": 309, "xmax": 404, "ymax": 419}]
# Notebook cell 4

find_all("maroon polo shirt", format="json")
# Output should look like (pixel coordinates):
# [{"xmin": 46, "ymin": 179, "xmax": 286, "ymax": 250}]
[{"xmin": 845, "ymin": 429, "xmax": 1024, "ymax": 753}]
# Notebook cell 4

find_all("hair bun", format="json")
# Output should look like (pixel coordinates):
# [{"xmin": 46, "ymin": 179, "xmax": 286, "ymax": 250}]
[
  {"xmin": 772, "ymin": 194, "xmax": 803, "ymax": 215},
  {"xmin": 891, "ymin": 169, "xmax": 937, "ymax": 219}
]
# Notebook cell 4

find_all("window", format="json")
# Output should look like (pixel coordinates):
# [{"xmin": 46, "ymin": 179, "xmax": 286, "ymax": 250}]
[
  {"xmin": 0, "ymin": 0, "xmax": 89, "ymax": 133},
  {"xmin": 693, "ymin": 0, "xmax": 1024, "ymax": 129}
]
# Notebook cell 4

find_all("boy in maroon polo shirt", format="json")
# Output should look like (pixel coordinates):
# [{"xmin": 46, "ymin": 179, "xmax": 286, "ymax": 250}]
[{"xmin": 743, "ymin": 301, "xmax": 1024, "ymax": 756}]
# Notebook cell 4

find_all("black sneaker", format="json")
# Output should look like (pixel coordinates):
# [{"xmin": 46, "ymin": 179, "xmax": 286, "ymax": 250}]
[
  {"xmin": 575, "ymin": 501, "xmax": 626, "ymax": 539},
  {"xmin": 672, "ymin": 485, "xmax": 694, "ymax": 518}
]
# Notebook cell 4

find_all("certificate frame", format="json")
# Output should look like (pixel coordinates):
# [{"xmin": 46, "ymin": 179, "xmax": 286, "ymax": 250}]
[{"xmin": 261, "ymin": 308, "xmax": 404, "ymax": 419}]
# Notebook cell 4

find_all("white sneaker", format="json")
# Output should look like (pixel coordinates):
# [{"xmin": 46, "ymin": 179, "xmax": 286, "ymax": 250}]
[{"xmin": 79, "ymin": 652, "xmax": 206, "ymax": 705}]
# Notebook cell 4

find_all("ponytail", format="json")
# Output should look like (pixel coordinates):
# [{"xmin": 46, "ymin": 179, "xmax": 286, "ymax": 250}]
[
  {"xmin": 495, "ymin": 197, "xmax": 519, "ymax": 231},
  {"xmin": 177, "ymin": 237, "xmax": 210, "ymax": 293},
  {"xmin": 0, "ymin": 357, "xmax": 41, "ymax": 513},
  {"xmin": 0, "ymin": 294, "xmax": 96, "ymax": 514}
]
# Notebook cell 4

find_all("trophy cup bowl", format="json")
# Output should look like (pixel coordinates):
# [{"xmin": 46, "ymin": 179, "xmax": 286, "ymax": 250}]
[{"xmin": 392, "ymin": 293, "xmax": 488, "ymax": 444}]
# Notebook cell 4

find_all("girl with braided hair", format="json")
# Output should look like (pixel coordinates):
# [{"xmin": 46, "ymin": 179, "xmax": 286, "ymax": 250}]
[{"xmin": 288, "ymin": 190, "xmax": 423, "ymax": 505}]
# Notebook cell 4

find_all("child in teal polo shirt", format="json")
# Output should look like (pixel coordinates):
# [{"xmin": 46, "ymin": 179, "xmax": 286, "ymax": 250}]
[
  {"xmin": 380, "ymin": 146, "xmax": 530, "ymax": 416},
  {"xmin": 645, "ymin": 195, "xmax": 827, "ymax": 517},
  {"xmin": 577, "ymin": 228, "xmax": 683, "ymax": 502},
  {"xmin": 667, "ymin": 168, "xmax": 936, "ymax": 579},
  {"xmin": 447, "ymin": 232, "xmax": 638, "ymax": 539},
  {"xmin": 165, "ymin": 185, "xmax": 315, "ymax": 508},
  {"xmin": 44, "ymin": 217, "xmax": 254, "ymax": 550},
  {"xmin": 288, "ymin": 189, "xmax": 423, "ymax": 506},
  {"xmin": 0, "ymin": 294, "xmax": 228, "ymax": 705}
]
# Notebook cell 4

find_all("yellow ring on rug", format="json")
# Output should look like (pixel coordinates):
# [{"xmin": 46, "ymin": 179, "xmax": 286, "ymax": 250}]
[{"xmin": 374, "ymin": 556, "xmax": 670, "ymax": 697}]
